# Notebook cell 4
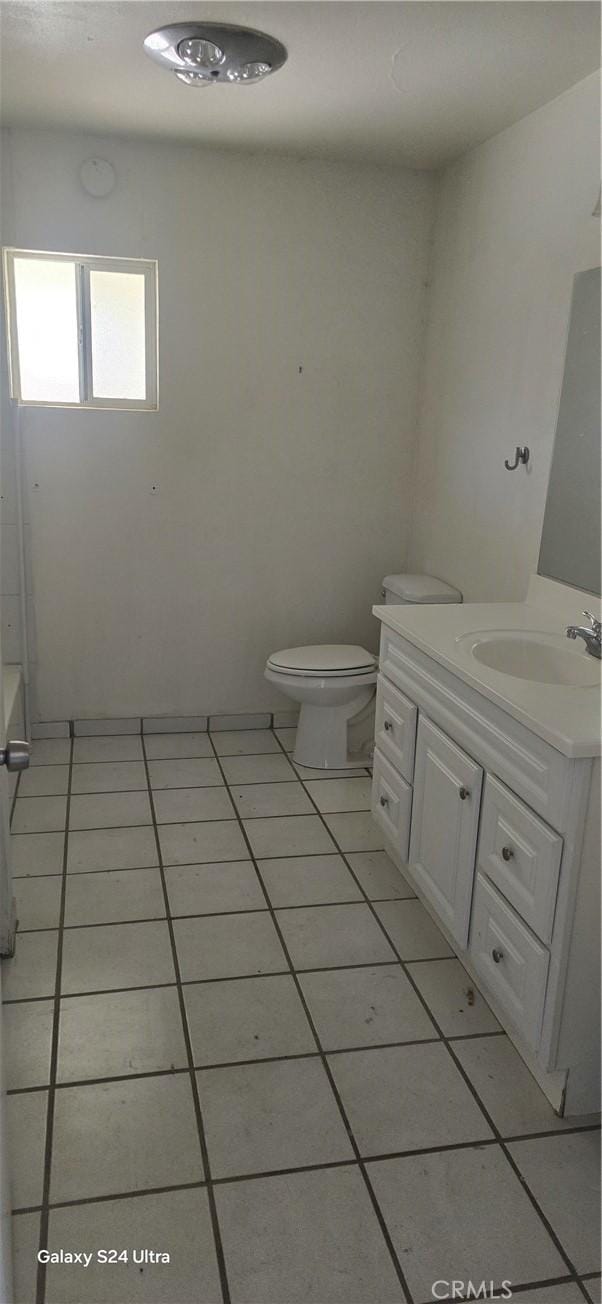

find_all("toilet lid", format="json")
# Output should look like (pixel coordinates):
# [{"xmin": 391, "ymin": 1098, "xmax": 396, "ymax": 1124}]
[{"xmin": 268, "ymin": 644, "xmax": 377, "ymax": 674}]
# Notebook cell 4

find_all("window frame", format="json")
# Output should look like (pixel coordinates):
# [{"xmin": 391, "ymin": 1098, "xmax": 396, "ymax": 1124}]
[{"xmin": 2, "ymin": 247, "xmax": 158, "ymax": 411}]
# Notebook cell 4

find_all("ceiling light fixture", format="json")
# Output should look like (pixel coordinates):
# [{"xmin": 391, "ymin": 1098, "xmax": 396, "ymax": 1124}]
[{"xmin": 143, "ymin": 22, "xmax": 287, "ymax": 88}]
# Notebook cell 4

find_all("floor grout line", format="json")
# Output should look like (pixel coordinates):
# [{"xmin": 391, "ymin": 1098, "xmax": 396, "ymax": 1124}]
[
  {"xmin": 139, "ymin": 731, "xmax": 232, "ymax": 1304},
  {"xmin": 35, "ymin": 731, "xmax": 73, "ymax": 1304},
  {"xmin": 207, "ymin": 732, "xmax": 416, "ymax": 1304}
]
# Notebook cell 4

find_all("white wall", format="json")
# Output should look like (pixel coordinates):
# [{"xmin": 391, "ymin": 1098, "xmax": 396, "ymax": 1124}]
[
  {"xmin": 408, "ymin": 73, "xmax": 600, "ymax": 602},
  {"xmin": 2, "ymin": 128, "xmax": 435, "ymax": 720}
]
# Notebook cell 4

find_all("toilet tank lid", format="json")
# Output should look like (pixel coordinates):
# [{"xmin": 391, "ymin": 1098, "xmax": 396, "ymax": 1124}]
[{"xmin": 383, "ymin": 573, "xmax": 463, "ymax": 603}]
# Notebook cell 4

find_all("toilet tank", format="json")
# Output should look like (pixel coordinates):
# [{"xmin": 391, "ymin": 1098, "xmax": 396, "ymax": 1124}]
[{"xmin": 381, "ymin": 573, "xmax": 463, "ymax": 605}]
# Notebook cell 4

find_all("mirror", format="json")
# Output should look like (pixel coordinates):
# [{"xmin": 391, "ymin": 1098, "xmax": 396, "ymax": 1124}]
[{"xmin": 538, "ymin": 266, "xmax": 601, "ymax": 596}]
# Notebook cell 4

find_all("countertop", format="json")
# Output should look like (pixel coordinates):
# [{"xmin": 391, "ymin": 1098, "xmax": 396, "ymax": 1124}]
[{"xmin": 372, "ymin": 591, "xmax": 601, "ymax": 758}]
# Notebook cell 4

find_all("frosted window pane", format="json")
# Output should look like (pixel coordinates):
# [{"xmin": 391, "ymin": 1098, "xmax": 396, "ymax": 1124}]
[
  {"xmin": 90, "ymin": 270, "xmax": 146, "ymax": 400},
  {"xmin": 13, "ymin": 257, "xmax": 79, "ymax": 402}
]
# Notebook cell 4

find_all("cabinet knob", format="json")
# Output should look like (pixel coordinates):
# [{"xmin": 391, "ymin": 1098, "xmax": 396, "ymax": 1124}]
[
  {"xmin": 379, "ymin": 795, "xmax": 388, "ymax": 808},
  {"xmin": 459, "ymin": 786, "xmax": 470, "ymax": 801},
  {"xmin": 492, "ymin": 948, "xmax": 504, "ymax": 964},
  {"xmin": 501, "ymin": 846, "xmax": 514, "ymax": 862},
  {"xmin": 384, "ymin": 720, "xmax": 392, "ymax": 732}
]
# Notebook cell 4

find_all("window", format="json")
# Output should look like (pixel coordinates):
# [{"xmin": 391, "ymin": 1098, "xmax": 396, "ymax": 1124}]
[{"xmin": 3, "ymin": 248, "xmax": 158, "ymax": 410}]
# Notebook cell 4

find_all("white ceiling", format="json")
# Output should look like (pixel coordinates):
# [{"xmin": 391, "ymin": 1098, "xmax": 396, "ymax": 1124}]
[{"xmin": 0, "ymin": 1, "xmax": 599, "ymax": 168}]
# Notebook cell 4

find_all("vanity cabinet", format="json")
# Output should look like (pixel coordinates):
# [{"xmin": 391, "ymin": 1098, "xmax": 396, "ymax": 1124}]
[{"xmin": 371, "ymin": 617, "xmax": 600, "ymax": 1116}]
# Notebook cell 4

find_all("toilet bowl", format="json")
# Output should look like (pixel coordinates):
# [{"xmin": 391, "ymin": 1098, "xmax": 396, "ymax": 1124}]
[
  {"xmin": 265, "ymin": 645, "xmax": 377, "ymax": 769},
  {"xmin": 266, "ymin": 574, "xmax": 462, "ymax": 770}
]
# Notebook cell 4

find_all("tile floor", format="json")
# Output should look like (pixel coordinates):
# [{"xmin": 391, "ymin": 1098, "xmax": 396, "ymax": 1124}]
[{"xmin": 3, "ymin": 726, "xmax": 600, "ymax": 1304}]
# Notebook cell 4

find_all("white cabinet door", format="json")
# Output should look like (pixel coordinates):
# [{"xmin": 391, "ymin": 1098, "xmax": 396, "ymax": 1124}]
[{"xmin": 409, "ymin": 716, "xmax": 483, "ymax": 948}]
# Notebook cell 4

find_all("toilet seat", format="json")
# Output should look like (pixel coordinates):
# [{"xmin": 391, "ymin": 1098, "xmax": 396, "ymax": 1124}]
[{"xmin": 267, "ymin": 644, "xmax": 376, "ymax": 678}]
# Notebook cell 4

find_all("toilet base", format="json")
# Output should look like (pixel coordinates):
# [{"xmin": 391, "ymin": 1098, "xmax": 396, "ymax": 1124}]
[{"xmin": 293, "ymin": 689, "xmax": 375, "ymax": 770}]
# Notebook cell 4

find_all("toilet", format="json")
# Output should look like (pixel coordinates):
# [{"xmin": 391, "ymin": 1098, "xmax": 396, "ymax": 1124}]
[{"xmin": 265, "ymin": 573, "xmax": 462, "ymax": 770}]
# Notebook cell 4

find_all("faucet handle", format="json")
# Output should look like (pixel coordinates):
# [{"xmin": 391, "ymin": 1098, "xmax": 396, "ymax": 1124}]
[{"xmin": 583, "ymin": 611, "xmax": 602, "ymax": 635}]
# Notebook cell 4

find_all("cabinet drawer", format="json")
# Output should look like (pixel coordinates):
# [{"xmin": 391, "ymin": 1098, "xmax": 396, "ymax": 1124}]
[
  {"xmin": 469, "ymin": 873, "xmax": 549, "ymax": 1049},
  {"xmin": 477, "ymin": 775, "xmax": 562, "ymax": 944},
  {"xmin": 375, "ymin": 676, "xmax": 417, "ymax": 782},
  {"xmin": 372, "ymin": 748, "xmax": 412, "ymax": 862}
]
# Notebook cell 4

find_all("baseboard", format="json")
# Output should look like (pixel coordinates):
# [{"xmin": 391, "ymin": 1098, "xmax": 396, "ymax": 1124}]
[{"xmin": 30, "ymin": 709, "xmax": 300, "ymax": 739}]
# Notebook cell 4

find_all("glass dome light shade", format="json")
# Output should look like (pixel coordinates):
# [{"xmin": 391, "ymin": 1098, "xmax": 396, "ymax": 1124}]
[
  {"xmin": 226, "ymin": 60, "xmax": 272, "ymax": 83},
  {"xmin": 174, "ymin": 69, "xmax": 213, "ymax": 86},
  {"xmin": 178, "ymin": 38, "xmax": 225, "ymax": 69}
]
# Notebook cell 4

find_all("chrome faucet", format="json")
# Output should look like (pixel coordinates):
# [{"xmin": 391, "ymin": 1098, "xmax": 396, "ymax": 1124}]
[{"xmin": 566, "ymin": 611, "xmax": 602, "ymax": 660}]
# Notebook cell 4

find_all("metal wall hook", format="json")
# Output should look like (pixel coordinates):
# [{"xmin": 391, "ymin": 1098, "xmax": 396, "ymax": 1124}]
[{"xmin": 504, "ymin": 445, "xmax": 530, "ymax": 471}]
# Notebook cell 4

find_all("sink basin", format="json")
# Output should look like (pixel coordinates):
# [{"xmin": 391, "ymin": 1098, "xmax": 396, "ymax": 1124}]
[{"xmin": 457, "ymin": 630, "xmax": 601, "ymax": 687}]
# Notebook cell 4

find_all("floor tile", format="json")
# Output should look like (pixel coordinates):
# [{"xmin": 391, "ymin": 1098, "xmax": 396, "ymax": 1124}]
[
  {"xmin": 221, "ymin": 752, "xmax": 296, "ymax": 784},
  {"xmin": 323, "ymin": 811, "xmax": 383, "ymax": 852},
  {"xmin": 67, "ymin": 826, "xmax": 158, "ymax": 873},
  {"xmin": 69, "ymin": 791, "xmax": 152, "ymax": 830},
  {"xmin": 32, "ymin": 721, "xmax": 70, "ymax": 739},
  {"xmin": 276, "ymin": 903, "xmax": 395, "ymax": 970},
  {"xmin": 243, "ymin": 814, "xmax": 336, "ymax": 859},
  {"xmin": 64, "ymin": 867, "xmax": 165, "ymax": 926},
  {"xmin": 185, "ymin": 974, "xmax": 315, "ymax": 1066},
  {"xmin": 347, "ymin": 851, "xmax": 416, "ymax": 900},
  {"xmin": 3, "ymin": 999, "xmax": 54, "ymax": 1088},
  {"xmin": 174, "ymin": 912, "xmax": 286, "ymax": 981},
  {"xmin": 148, "ymin": 757, "xmax": 223, "ymax": 790},
  {"xmin": 293, "ymin": 762, "xmax": 369, "ymax": 779},
  {"xmin": 12, "ymin": 831, "xmax": 64, "ymax": 878},
  {"xmin": 272, "ymin": 710, "xmax": 299, "ymax": 729},
  {"xmin": 143, "ymin": 715, "xmax": 208, "ymax": 734},
  {"xmin": 165, "ymin": 861, "xmax": 264, "ymax": 916},
  {"xmin": 407, "ymin": 957, "xmax": 500, "ymax": 1036},
  {"xmin": 15, "ymin": 874, "xmax": 62, "ymax": 930},
  {"xmin": 7, "ymin": 1090, "xmax": 47, "ymax": 1208},
  {"xmin": 12, "ymin": 1212, "xmax": 40, "ymax": 1304},
  {"xmin": 12, "ymin": 795, "xmax": 67, "ymax": 834},
  {"xmin": 18, "ymin": 764, "xmax": 69, "ymax": 797},
  {"xmin": 258, "ymin": 854, "xmax": 362, "ymax": 907},
  {"xmin": 30, "ymin": 738, "xmax": 70, "ymax": 766},
  {"xmin": 71, "ymin": 760, "xmax": 147, "ymax": 793},
  {"xmin": 231, "ymin": 781, "xmax": 314, "ymax": 818},
  {"xmin": 299, "ymin": 964, "xmax": 437, "ymax": 1051},
  {"xmin": 274, "ymin": 728, "xmax": 296, "ymax": 752},
  {"xmin": 45, "ymin": 1189, "xmax": 221, "ymax": 1304},
  {"xmin": 61, "ymin": 920, "xmax": 174, "ymax": 994},
  {"xmin": 329, "ymin": 1042, "xmax": 492, "ymax": 1155},
  {"xmin": 57, "ymin": 987, "xmax": 187, "ymax": 1082},
  {"xmin": 2, "ymin": 930, "xmax": 58, "ymax": 1000},
  {"xmin": 154, "ymin": 785, "xmax": 234, "ymax": 824},
  {"xmin": 198, "ymin": 1057, "xmax": 353, "ymax": 1178},
  {"xmin": 583, "ymin": 1278, "xmax": 602, "ymax": 1304},
  {"xmin": 215, "ymin": 1165, "xmax": 404, "ymax": 1304},
  {"xmin": 74, "ymin": 718, "xmax": 140, "ymax": 736},
  {"xmin": 212, "ymin": 729, "xmax": 281, "ymax": 756},
  {"xmin": 367, "ymin": 1145, "xmax": 566, "ymax": 1301},
  {"xmin": 508, "ymin": 1131, "xmax": 601, "ymax": 1273},
  {"xmin": 50, "ymin": 1075, "xmax": 203, "ymax": 1202},
  {"xmin": 451, "ymin": 1035, "xmax": 597, "ymax": 1137},
  {"xmin": 159, "ymin": 819, "xmax": 247, "ymax": 866},
  {"xmin": 305, "ymin": 777, "xmax": 372, "ymax": 813},
  {"xmin": 144, "ymin": 732, "xmax": 213, "ymax": 759},
  {"xmin": 210, "ymin": 712, "xmax": 271, "ymax": 731},
  {"xmin": 73, "ymin": 736, "xmax": 143, "ymax": 763},
  {"xmin": 374, "ymin": 898, "xmax": 454, "ymax": 960}
]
